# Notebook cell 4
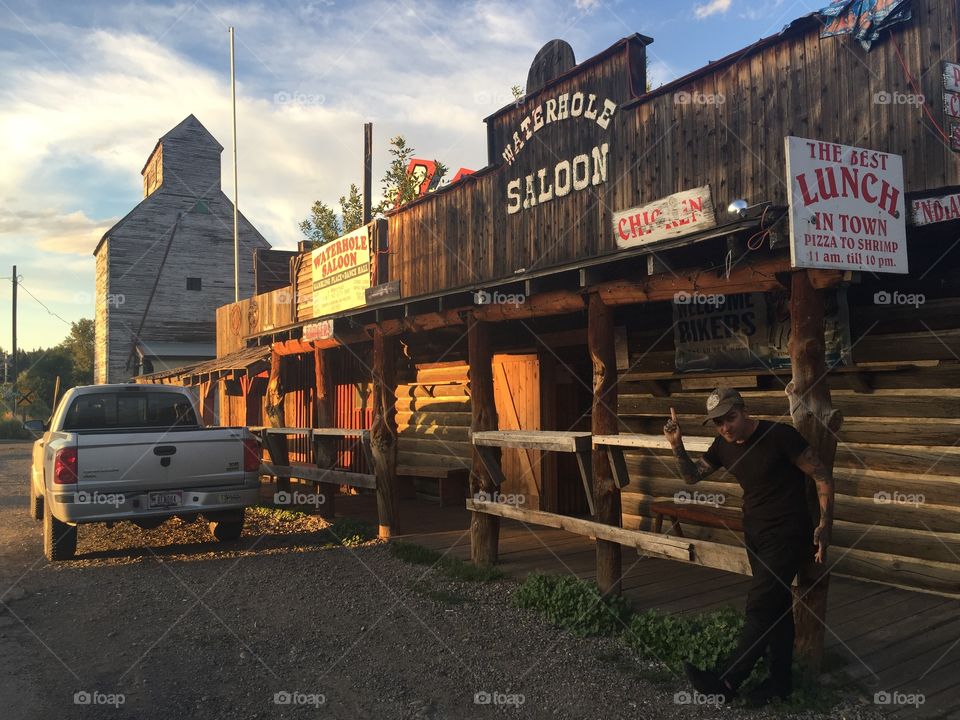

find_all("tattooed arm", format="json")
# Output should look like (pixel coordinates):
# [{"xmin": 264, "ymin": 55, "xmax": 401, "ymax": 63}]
[
  {"xmin": 663, "ymin": 407, "xmax": 718, "ymax": 485},
  {"xmin": 794, "ymin": 445, "xmax": 835, "ymax": 563}
]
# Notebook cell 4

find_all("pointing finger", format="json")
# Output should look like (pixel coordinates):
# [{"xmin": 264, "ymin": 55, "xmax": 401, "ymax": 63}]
[{"xmin": 670, "ymin": 407, "xmax": 678, "ymax": 423}]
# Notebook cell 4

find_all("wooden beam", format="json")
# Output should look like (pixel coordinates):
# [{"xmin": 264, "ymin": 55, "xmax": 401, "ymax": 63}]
[
  {"xmin": 788, "ymin": 269, "xmax": 842, "ymax": 673},
  {"xmin": 265, "ymin": 348, "xmax": 289, "ymax": 493},
  {"xmin": 264, "ymin": 463, "xmax": 376, "ymax": 489},
  {"xmin": 313, "ymin": 347, "xmax": 336, "ymax": 520},
  {"xmin": 465, "ymin": 499, "xmax": 755, "ymax": 573},
  {"xmin": 472, "ymin": 290, "xmax": 584, "ymax": 321},
  {"xmin": 471, "ymin": 430, "xmax": 591, "ymax": 452},
  {"xmin": 588, "ymin": 293, "xmax": 622, "ymax": 595},
  {"xmin": 371, "ymin": 327, "xmax": 400, "ymax": 538},
  {"xmin": 468, "ymin": 318, "xmax": 501, "ymax": 566},
  {"xmin": 593, "ymin": 257, "xmax": 845, "ymax": 306}
]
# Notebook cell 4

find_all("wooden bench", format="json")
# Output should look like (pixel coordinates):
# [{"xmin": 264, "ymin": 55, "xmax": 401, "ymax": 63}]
[
  {"xmin": 648, "ymin": 500, "xmax": 744, "ymax": 537},
  {"xmin": 396, "ymin": 464, "xmax": 470, "ymax": 507}
]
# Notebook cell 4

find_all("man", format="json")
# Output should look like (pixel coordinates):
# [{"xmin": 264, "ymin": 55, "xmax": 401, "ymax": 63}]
[{"xmin": 662, "ymin": 387, "xmax": 834, "ymax": 706}]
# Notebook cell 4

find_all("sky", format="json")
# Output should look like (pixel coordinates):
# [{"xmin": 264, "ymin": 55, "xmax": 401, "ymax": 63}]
[{"xmin": 0, "ymin": 0, "xmax": 818, "ymax": 352}]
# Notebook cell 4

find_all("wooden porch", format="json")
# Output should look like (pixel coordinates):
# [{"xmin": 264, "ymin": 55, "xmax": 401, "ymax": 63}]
[{"xmin": 312, "ymin": 493, "xmax": 960, "ymax": 719}]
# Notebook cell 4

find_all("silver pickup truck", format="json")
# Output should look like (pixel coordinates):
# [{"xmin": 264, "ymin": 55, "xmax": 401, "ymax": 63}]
[{"xmin": 26, "ymin": 384, "xmax": 261, "ymax": 561}]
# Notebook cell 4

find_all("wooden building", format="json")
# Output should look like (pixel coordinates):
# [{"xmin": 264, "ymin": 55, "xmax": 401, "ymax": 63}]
[
  {"xmin": 94, "ymin": 114, "xmax": 271, "ymax": 384},
  {"xmin": 188, "ymin": 0, "xmax": 960, "ymax": 648}
]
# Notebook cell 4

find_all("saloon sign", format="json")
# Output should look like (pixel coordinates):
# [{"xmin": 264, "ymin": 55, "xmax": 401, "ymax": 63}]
[
  {"xmin": 504, "ymin": 88, "xmax": 616, "ymax": 215},
  {"xmin": 785, "ymin": 136, "xmax": 907, "ymax": 274},
  {"xmin": 310, "ymin": 225, "xmax": 372, "ymax": 316}
]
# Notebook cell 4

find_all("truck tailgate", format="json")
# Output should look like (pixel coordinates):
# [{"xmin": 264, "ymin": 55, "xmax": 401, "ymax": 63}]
[{"xmin": 77, "ymin": 428, "xmax": 250, "ymax": 492}]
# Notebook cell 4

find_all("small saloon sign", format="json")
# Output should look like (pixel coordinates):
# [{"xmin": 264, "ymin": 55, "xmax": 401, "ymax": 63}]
[
  {"xmin": 613, "ymin": 186, "xmax": 717, "ymax": 248},
  {"xmin": 310, "ymin": 225, "xmax": 372, "ymax": 316},
  {"xmin": 785, "ymin": 136, "xmax": 907, "ymax": 274}
]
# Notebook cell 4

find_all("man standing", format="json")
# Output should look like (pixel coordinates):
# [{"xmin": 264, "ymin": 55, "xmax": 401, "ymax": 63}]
[{"xmin": 662, "ymin": 387, "xmax": 834, "ymax": 706}]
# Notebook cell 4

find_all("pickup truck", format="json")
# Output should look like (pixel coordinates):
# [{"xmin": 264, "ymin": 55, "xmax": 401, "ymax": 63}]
[{"xmin": 26, "ymin": 383, "xmax": 262, "ymax": 561}]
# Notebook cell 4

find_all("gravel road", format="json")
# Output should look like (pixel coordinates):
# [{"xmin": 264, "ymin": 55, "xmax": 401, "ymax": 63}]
[{"xmin": 0, "ymin": 441, "xmax": 886, "ymax": 719}]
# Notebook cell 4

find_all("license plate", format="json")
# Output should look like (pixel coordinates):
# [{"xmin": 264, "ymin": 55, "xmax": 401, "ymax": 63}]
[{"xmin": 148, "ymin": 491, "xmax": 182, "ymax": 509}]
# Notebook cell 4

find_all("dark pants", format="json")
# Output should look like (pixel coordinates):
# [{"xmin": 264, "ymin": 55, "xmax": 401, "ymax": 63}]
[{"xmin": 720, "ymin": 518, "xmax": 812, "ymax": 691}]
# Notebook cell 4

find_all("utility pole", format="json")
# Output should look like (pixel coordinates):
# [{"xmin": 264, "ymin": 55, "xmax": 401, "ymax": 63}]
[
  {"xmin": 11, "ymin": 265, "xmax": 17, "ymax": 386},
  {"xmin": 363, "ymin": 122, "xmax": 372, "ymax": 225}
]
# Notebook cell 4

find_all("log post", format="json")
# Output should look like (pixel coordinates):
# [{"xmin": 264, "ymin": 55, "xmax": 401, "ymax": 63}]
[
  {"xmin": 468, "ymin": 318, "xmax": 501, "ymax": 566},
  {"xmin": 371, "ymin": 328, "xmax": 400, "ymax": 538},
  {"xmin": 588, "ymin": 293, "xmax": 622, "ymax": 595},
  {"xmin": 788, "ymin": 269, "xmax": 842, "ymax": 673},
  {"xmin": 265, "ymin": 348, "xmax": 290, "ymax": 493},
  {"xmin": 313, "ymin": 347, "xmax": 337, "ymax": 520}
]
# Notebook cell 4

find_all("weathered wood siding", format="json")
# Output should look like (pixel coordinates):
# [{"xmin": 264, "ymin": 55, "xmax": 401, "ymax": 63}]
[
  {"xmin": 386, "ymin": 0, "xmax": 959, "ymax": 299},
  {"xmin": 95, "ymin": 116, "xmax": 270, "ymax": 383}
]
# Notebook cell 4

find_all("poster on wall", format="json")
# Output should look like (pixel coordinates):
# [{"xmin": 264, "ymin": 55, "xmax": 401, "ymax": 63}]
[
  {"xmin": 310, "ymin": 225, "xmax": 371, "ymax": 317},
  {"xmin": 673, "ymin": 289, "xmax": 852, "ymax": 372},
  {"xmin": 785, "ymin": 136, "xmax": 907, "ymax": 274}
]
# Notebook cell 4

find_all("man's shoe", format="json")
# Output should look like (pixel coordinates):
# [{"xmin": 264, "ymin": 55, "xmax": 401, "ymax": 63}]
[
  {"xmin": 683, "ymin": 661, "xmax": 736, "ymax": 703},
  {"xmin": 740, "ymin": 679, "xmax": 791, "ymax": 707}
]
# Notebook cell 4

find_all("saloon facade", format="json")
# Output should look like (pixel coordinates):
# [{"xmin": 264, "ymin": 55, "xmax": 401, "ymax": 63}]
[{"xmin": 143, "ymin": 0, "xmax": 960, "ymax": 614}]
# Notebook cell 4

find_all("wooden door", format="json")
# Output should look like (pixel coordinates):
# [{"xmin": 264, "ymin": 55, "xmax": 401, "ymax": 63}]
[{"xmin": 492, "ymin": 354, "xmax": 541, "ymax": 509}]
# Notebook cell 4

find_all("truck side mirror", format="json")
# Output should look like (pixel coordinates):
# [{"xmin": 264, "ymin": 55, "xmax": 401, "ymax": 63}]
[{"xmin": 24, "ymin": 420, "xmax": 45, "ymax": 434}]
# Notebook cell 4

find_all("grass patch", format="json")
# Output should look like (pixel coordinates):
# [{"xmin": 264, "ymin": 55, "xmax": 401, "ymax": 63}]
[
  {"xmin": 323, "ymin": 517, "xmax": 377, "ymax": 547},
  {"xmin": 250, "ymin": 505, "xmax": 308, "ymax": 522},
  {"xmin": 514, "ymin": 573, "xmax": 631, "ymax": 638},
  {"xmin": 0, "ymin": 418, "xmax": 30, "ymax": 440},
  {"xmin": 390, "ymin": 541, "xmax": 505, "ymax": 582}
]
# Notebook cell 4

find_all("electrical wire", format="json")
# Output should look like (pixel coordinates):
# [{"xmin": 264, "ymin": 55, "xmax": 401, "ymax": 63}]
[{"xmin": 10, "ymin": 278, "xmax": 73, "ymax": 327}]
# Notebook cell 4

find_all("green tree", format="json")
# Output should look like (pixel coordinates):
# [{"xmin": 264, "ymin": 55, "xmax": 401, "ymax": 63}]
[
  {"xmin": 339, "ymin": 183, "xmax": 364, "ymax": 235},
  {"xmin": 375, "ymin": 135, "xmax": 447, "ymax": 215},
  {"xmin": 299, "ymin": 200, "xmax": 341, "ymax": 246},
  {"xmin": 62, "ymin": 319, "xmax": 94, "ymax": 385},
  {"xmin": 16, "ymin": 346, "xmax": 74, "ymax": 419}
]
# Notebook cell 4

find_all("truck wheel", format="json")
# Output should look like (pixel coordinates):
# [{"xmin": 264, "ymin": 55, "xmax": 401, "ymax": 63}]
[
  {"xmin": 29, "ymin": 478, "xmax": 43, "ymax": 521},
  {"xmin": 43, "ymin": 501, "xmax": 77, "ymax": 561},
  {"xmin": 209, "ymin": 510, "xmax": 245, "ymax": 542}
]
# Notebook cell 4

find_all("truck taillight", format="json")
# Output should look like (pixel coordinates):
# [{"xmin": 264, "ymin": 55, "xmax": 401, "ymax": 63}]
[
  {"xmin": 243, "ymin": 438, "xmax": 261, "ymax": 472},
  {"xmin": 54, "ymin": 447, "xmax": 78, "ymax": 485}
]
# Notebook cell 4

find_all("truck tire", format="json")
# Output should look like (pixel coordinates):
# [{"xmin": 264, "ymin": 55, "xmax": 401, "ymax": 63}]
[
  {"xmin": 29, "ymin": 478, "xmax": 43, "ymax": 521},
  {"xmin": 209, "ymin": 510, "xmax": 245, "ymax": 542},
  {"xmin": 43, "ymin": 501, "xmax": 77, "ymax": 561}
]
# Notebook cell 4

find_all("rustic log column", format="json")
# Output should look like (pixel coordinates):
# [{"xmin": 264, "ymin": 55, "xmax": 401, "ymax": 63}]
[
  {"xmin": 788, "ymin": 269, "xmax": 843, "ymax": 673},
  {"xmin": 468, "ymin": 318, "xmax": 501, "ymax": 566},
  {"xmin": 265, "ymin": 348, "xmax": 290, "ymax": 493},
  {"xmin": 371, "ymin": 328, "xmax": 400, "ymax": 538},
  {"xmin": 313, "ymin": 347, "xmax": 337, "ymax": 520},
  {"xmin": 588, "ymin": 293, "xmax": 622, "ymax": 595}
]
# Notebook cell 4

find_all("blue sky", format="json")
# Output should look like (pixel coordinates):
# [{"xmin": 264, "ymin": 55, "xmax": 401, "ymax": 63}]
[{"xmin": 0, "ymin": 0, "xmax": 818, "ymax": 351}]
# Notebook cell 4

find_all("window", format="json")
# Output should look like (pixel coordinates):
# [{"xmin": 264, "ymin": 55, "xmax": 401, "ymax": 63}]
[
  {"xmin": 186, "ymin": 277, "xmax": 202, "ymax": 291},
  {"xmin": 62, "ymin": 392, "xmax": 199, "ymax": 430}
]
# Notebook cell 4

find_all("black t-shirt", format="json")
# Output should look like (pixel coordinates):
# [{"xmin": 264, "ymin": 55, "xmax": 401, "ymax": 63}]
[{"xmin": 703, "ymin": 420, "xmax": 811, "ymax": 533}]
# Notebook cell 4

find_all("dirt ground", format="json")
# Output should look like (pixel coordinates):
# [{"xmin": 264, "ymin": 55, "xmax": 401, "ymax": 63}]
[{"xmin": 0, "ymin": 441, "xmax": 887, "ymax": 720}]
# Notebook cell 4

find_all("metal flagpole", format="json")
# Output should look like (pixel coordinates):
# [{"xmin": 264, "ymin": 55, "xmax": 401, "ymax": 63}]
[{"xmin": 229, "ymin": 27, "xmax": 239, "ymax": 302}]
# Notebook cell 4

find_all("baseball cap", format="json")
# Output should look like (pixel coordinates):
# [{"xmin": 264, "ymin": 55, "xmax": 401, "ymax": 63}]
[{"xmin": 702, "ymin": 387, "xmax": 745, "ymax": 425}]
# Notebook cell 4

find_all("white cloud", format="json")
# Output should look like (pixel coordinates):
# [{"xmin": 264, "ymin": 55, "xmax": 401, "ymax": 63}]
[{"xmin": 694, "ymin": 0, "xmax": 732, "ymax": 19}]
